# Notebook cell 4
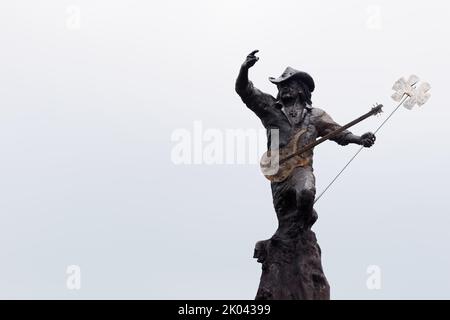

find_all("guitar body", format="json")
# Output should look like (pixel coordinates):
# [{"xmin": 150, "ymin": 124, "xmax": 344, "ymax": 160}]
[{"xmin": 260, "ymin": 129, "xmax": 312, "ymax": 183}]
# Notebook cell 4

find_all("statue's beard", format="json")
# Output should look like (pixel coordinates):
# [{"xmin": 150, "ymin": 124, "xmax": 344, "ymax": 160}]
[{"xmin": 279, "ymin": 91, "xmax": 307, "ymax": 104}]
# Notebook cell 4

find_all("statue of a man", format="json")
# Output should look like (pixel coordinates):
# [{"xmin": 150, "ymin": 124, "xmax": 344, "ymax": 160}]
[{"xmin": 235, "ymin": 50, "xmax": 376, "ymax": 230}]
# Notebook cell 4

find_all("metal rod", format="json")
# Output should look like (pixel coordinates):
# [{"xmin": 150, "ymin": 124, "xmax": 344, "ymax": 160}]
[{"xmin": 314, "ymin": 95, "xmax": 409, "ymax": 204}]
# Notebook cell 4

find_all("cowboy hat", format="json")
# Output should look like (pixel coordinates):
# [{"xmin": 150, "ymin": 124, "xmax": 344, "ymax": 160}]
[{"xmin": 269, "ymin": 67, "xmax": 315, "ymax": 92}]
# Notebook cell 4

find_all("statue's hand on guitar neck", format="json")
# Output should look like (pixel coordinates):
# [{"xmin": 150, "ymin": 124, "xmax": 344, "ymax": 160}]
[
  {"xmin": 344, "ymin": 132, "xmax": 376, "ymax": 147},
  {"xmin": 359, "ymin": 132, "xmax": 376, "ymax": 147}
]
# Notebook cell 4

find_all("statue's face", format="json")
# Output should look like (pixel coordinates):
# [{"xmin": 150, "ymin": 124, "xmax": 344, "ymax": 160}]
[{"xmin": 277, "ymin": 79, "xmax": 305, "ymax": 102}]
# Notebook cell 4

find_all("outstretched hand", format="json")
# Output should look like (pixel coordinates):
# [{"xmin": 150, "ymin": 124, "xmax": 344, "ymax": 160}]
[
  {"xmin": 360, "ymin": 132, "xmax": 376, "ymax": 147},
  {"xmin": 242, "ymin": 50, "xmax": 259, "ymax": 69}
]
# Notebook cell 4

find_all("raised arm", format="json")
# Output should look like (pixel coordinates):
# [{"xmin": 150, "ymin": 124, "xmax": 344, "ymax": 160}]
[
  {"xmin": 315, "ymin": 109, "xmax": 376, "ymax": 147},
  {"xmin": 235, "ymin": 50, "xmax": 258, "ymax": 97},
  {"xmin": 235, "ymin": 50, "xmax": 274, "ymax": 117}
]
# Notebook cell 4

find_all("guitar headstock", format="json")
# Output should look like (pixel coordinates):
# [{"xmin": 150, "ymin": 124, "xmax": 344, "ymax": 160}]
[{"xmin": 371, "ymin": 103, "xmax": 383, "ymax": 116}]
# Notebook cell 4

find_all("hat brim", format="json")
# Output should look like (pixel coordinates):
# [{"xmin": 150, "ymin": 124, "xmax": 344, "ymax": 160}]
[{"xmin": 269, "ymin": 72, "xmax": 315, "ymax": 92}]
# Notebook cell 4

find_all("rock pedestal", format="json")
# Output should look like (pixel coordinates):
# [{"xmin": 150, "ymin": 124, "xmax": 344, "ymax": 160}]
[{"xmin": 253, "ymin": 209, "xmax": 330, "ymax": 300}]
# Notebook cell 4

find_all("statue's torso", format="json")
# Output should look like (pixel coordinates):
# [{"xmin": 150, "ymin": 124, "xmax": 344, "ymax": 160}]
[{"xmin": 263, "ymin": 102, "xmax": 320, "ymax": 153}]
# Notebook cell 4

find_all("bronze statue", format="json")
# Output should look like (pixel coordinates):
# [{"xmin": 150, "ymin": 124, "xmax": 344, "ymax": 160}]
[
  {"xmin": 236, "ymin": 50, "xmax": 376, "ymax": 229},
  {"xmin": 235, "ymin": 50, "xmax": 376, "ymax": 300},
  {"xmin": 234, "ymin": 50, "xmax": 432, "ymax": 300}
]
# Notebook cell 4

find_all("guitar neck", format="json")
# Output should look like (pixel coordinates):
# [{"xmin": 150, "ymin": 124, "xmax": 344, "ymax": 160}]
[{"xmin": 281, "ymin": 108, "xmax": 378, "ymax": 163}]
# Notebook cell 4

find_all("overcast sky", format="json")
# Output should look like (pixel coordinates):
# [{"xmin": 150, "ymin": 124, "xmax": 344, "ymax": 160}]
[{"xmin": 0, "ymin": 0, "xmax": 449, "ymax": 299}]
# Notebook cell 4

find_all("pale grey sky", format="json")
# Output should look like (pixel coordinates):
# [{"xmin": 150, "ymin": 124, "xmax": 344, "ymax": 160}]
[{"xmin": 0, "ymin": 0, "xmax": 448, "ymax": 299}]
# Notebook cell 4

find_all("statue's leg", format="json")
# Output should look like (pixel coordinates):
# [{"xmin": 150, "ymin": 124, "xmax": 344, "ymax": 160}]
[
  {"xmin": 270, "ymin": 176, "xmax": 302, "ymax": 238},
  {"xmin": 292, "ymin": 166, "xmax": 317, "ymax": 228},
  {"xmin": 271, "ymin": 178, "xmax": 296, "ymax": 216}
]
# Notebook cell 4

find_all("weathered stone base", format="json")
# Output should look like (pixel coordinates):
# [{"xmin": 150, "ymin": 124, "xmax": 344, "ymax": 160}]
[{"xmin": 254, "ymin": 228, "xmax": 330, "ymax": 300}]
